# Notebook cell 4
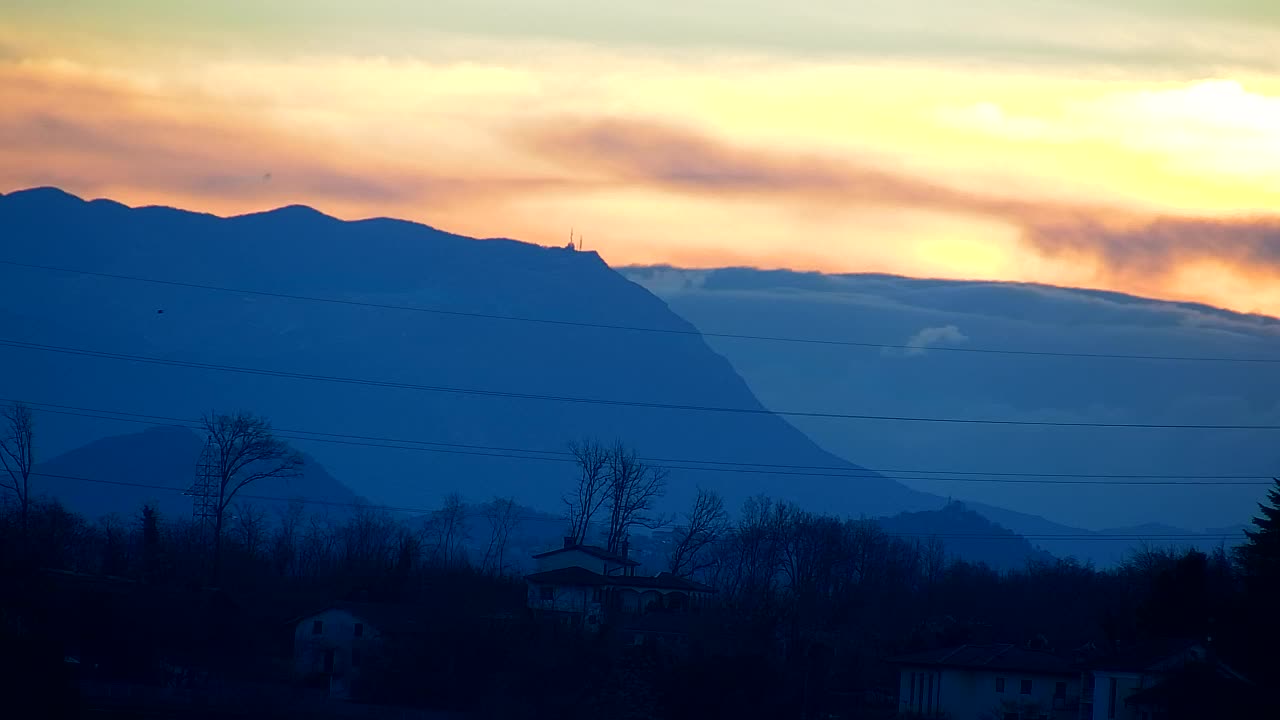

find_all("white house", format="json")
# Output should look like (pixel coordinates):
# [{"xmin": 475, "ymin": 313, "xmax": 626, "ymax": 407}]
[
  {"xmin": 891, "ymin": 644, "xmax": 1081, "ymax": 720},
  {"xmin": 524, "ymin": 538, "xmax": 715, "ymax": 634},
  {"xmin": 1081, "ymin": 640, "xmax": 1250, "ymax": 720},
  {"xmin": 292, "ymin": 602, "xmax": 427, "ymax": 699}
]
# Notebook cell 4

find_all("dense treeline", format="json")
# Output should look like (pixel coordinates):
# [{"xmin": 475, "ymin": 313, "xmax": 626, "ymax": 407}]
[
  {"xmin": 2, "ymin": 404, "xmax": 1277, "ymax": 718},
  {"xmin": 2, "ymin": 483, "xmax": 1278, "ymax": 719}
]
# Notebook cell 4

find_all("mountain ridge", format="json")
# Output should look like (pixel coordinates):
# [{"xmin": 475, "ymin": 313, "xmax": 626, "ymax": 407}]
[{"xmin": 0, "ymin": 187, "xmax": 945, "ymax": 532}]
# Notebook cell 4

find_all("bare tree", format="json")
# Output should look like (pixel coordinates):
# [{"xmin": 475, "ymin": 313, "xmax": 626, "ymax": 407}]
[
  {"xmin": 563, "ymin": 438, "xmax": 610, "ymax": 545},
  {"xmin": 713, "ymin": 495, "xmax": 787, "ymax": 600},
  {"xmin": 343, "ymin": 504, "xmax": 400, "ymax": 571},
  {"xmin": 604, "ymin": 441, "xmax": 668, "ymax": 555},
  {"xmin": 98, "ymin": 513, "xmax": 128, "ymax": 576},
  {"xmin": 668, "ymin": 488, "xmax": 728, "ymax": 578},
  {"xmin": 203, "ymin": 411, "xmax": 303, "ymax": 582},
  {"xmin": 233, "ymin": 502, "xmax": 269, "ymax": 559},
  {"xmin": 271, "ymin": 499, "xmax": 305, "ymax": 577},
  {"xmin": 481, "ymin": 496, "xmax": 521, "ymax": 575},
  {"xmin": 0, "ymin": 402, "xmax": 35, "ymax": 537},
  {"xmin": 426, "ymin": 492, "xmax": 469, "ymax": 568}
]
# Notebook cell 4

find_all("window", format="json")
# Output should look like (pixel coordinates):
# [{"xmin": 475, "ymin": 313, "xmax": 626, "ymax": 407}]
[
  {"xmin": 1108, "ymin": 677, "xmax": 1117, "ymax": 719},
  {"xmin": 353, "ymin": 623, "xmax": 364, "ymax": 638},
  {"xmin": 540, "ymin": 586, "xmax": 555, "ymax": 601},
  {"xmin": 1055, "ymin": 681, "xmax": 1067, "ymax": 699},
  {"xmin": 1003, "ymin": 713, "xmax": 1018, "ymax": 720},
  {"xmin": 1021, "ymin": 679, "xmax": 1033, "ymax": 695},
  {"xmin": 351, "ymin": 648, "xmax": 361, "ymax": 668},
  {"xmin": 592, "ymin": 588, "xmax": 604, "ymax": 603},
  {"xmin": 995, "ymin": 677, "xmax": 1006, "ymax": 693},
  {"xmin": 909, "ymin": 672, "xmax": 916, "ymax": 705},
  {"xmin": 926, "ymin": 674, "xmax": 933, "ymax": 715},
  {"xmin": 311, "ymin": 620, "xmax": 323, "ymax": 635}
]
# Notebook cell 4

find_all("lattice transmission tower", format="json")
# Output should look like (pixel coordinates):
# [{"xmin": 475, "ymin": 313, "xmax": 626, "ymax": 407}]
[{"xmin": 189, "ymin": 436, "xmax": 220, "ymax": 537}]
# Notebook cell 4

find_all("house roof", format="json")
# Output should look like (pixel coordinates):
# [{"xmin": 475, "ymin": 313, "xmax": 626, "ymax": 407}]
[
  {"xmin": 525, "ymin": 567, "xmax": 716, "ymax": 594},
  {"xmin": 889, "ymin": 644, "xmax": 1076, "ymax": 675},
  {"xmin": 296, "ymin": 602, "xmax": 432, "ymax": 635},
  {"xmin": 532, "ymin": 544, "xmax": 640, "ymax": 566},
  {"xmin": 1124, "ymin": 665, "xmax": 1255, "ymax": 708},
  {"xmin": 526, "ymin": 566, "xmax": 612, "ymax": 586},
  {"xmin": 1089, "ymin": 639, "xmax": 1208, "ymax": 673}
]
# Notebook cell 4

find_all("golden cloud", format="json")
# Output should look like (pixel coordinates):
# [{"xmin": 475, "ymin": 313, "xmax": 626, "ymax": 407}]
[{"xmin": 523, "ymin": 115, "xmax": 1280, "ymax": 312}]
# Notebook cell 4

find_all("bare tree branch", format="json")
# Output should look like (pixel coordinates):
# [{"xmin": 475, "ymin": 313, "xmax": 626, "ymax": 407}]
[
  {"xmin": 425, "ymin": 492, "xmax": 470, "ymax": 568},
  {"xmin": 563, "ymin": 438, "xmax": 610, "ymax": 545},
  {"xmin": 668, "ymin": 487, "xmax": 729, "ymax": 578},
  {"xmin": 481, "ymin": 496, "xmax": 521, "ymax": 575},
  {"xmin": 202, "ymin": 411, "xmax": 303, "ymax": 582},
  {"xmin": 604, "ymin": 441, "xmax": 668, "ymax": 555},
  {"xmin": 0, "ymin": 402, "xmax": 35, "ymax": 537}
]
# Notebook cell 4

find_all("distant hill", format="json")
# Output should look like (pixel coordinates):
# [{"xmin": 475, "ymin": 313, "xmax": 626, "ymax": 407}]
[
  {"xmin": 0, "ymin": 187, "xmax": 943, "ymax": 527},
  {"xmin": 32, "ymin": 425, "xmax": 361, "ymax": 521},
  {"xmin": 622, "ymin": 265, "xmax": 1279, "ymax": 535},
  {"xmin": 877, "ymin": 502, "xmax": 1054, "ymax": 571}
]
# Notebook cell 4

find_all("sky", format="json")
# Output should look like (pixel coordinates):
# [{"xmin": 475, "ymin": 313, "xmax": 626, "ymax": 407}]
[{"xmin": 3, "ymin": 1, "xmax": 1280, "ymax": 316}]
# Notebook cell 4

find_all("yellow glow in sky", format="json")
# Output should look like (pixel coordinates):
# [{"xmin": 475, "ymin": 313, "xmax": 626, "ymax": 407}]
[{"xmin": 3, "ymin": 3, "xmax": 1280, "ymax": 316}]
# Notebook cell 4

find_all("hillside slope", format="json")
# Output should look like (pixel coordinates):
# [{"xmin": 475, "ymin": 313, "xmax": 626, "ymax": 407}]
[
  {"xmin": 0, "ymin": 187, "xmax": 942, "ymax": 521},
  {"xmin": 622, "ymin": 265, "xmax": 1280, "ymax": 533},
  {"xmin": 32, "ymin": 426, "xmax": 361, "ymax": 520}
]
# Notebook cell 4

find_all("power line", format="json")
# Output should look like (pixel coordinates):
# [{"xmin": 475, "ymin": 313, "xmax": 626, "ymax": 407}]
[
  {"xmin": 3, "ymin": 339, "xmax": 1277, "ymax": 431},
  {"xmin": 3, "ymin": 258, "xmax": 1274, "ymax": 365},
  {"xmin": 12, "ymin": 399, "xmax": 1275, "ymax": 486},
  {"xmin": 28, "ymin": 471, "xmax": 1246, "ymax": 541}
]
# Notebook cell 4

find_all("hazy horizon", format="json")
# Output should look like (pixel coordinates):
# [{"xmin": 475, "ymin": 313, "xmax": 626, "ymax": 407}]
[{"xmin": 4, "ymin": 1, "xmax": 1280, "ymax": 316}]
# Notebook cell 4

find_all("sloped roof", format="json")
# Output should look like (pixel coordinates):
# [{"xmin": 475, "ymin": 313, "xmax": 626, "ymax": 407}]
[
  {"xmin": 525, "ymin": 567, "xmax": 716, "ymax": 593},
  {"xmin": 297, "ymin": 602, "xmax": 432, "ymax": 635},
  {"xmin": 626, "ymin": 572, "xmax": 715, "ymax": 593},
  {"xmin": 526, "ymin": 566, "xmax": 612, "ymax": 586},
  {"xmin": 1089, "ymin": 639, "xmax": 1206, "ymax": 672},
  {"xmin": 1125, "ymin": 664, "xmax": 1255, "ymax": 708},
  {"xmin": 532, "ymin": 544, "xmax": 640, "ymax": 566},
  {"xmin": 890, "ymin": 644, "xmax": 1076, "ymax": 675}
]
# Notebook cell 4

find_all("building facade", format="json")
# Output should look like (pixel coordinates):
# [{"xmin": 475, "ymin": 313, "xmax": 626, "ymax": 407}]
[
  {"xmin": 893, "ymin": 644, "xmax": 1081, "ymax": 720},
  {"xmin": 524, "ymin": 539, "xmax": 714, "ymax": 634}
]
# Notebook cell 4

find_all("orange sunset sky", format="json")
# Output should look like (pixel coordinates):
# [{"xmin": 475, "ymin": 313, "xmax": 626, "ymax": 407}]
[{"xmin": 3, "ymin": 1, "xmax": 1280, "ymax": 316}]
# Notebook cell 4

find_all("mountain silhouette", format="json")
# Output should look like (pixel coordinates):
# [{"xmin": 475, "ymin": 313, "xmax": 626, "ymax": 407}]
[
  {"xmin": 32, "ymin": 425, "xmax": 360, "ymax": 520},
  {"xmin": 0, "ymin": 187, "xmax": 945, "ymax": 527}
]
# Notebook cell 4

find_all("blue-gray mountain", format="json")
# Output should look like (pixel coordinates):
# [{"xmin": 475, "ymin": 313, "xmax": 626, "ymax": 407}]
[
  {"xmin": 622, "ymin": 266, "xmax": 1279, "ymax": 535},
  {"xmin": 1, "ymin": 187, "xmax": 939, "ymax": 530},
  {"xmin": 32, "ymin": 425, "xmax": 361, "ymax": 520},
  {"xmin": 2, "ymin": 188, "xmax": 1258, "ymax": 567}
]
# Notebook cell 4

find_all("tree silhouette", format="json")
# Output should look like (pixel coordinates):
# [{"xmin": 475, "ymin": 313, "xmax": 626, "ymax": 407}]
[
  {"xmin": 564, "ymin": 438, "xmax": 610, "ymax": 545},
  {"xmin": 0, "ymin": 402, "xmax": 35, "ymax": 540},
  {"xmin": 668, "ymin": 488, "xmax": 728, "ymax": 578},
  {"xmin": 604, "ymin": 442, "xmax": 667, "ymax": 555},
  {"xmin": 203, "ymin": 411, "xmax": 303, "ymax": 583},
  {"xmin": 1236, "ymin": 478, "xmax": 1280, "ymax": 584}
]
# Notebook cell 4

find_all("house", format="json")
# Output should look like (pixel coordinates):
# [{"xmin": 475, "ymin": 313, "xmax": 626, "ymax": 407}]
[
  {"xmin": 890, "ymin": 643, "xmax": 1081, "ymax": 720},
  {"xmin": 524, "ymin": 538, "xmax": 715, "ymax": 633},
  {"xmin": 1082, "ymin": 640, "xmax": 1253, "ymax": 720},
  {"xmin": 292, "ymin": 602, "xmax": 428, "ymax": 699}
]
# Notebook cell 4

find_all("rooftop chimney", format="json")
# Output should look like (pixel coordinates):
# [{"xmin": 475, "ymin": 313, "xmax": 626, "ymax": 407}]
[{"xmin": 563, "ymin": 536, "xmax": 575, "ymax": 549}]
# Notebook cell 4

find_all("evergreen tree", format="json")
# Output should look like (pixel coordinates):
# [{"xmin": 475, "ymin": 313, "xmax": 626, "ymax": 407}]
[
  {"xmin": 1235, "ymin": 478, "xmax": 1280, "ymax": 585},
  {"xmin": 1232, "ymin": 478, "xmax": 1280, "ymax": 680}
]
